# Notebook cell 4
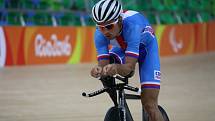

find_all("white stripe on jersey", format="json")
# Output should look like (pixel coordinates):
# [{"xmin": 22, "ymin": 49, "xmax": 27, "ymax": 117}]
[
  {"xmin": 141, "ymin": 82, "xmax": 160, "ymax": 85},
  {"xmin": 109, "ymin": 52, "xmax": 123, "ymax": 64},
  {"xmin": 125, "ymin": 51, "xmax": 139, "ymax": 56},
  {"xmin": 97, "ymin": 54, "xmax": 109, "ymax": 58},
  {"xmin": 122, "ymin": 10, "xmax": 138, "ymax": 19}
]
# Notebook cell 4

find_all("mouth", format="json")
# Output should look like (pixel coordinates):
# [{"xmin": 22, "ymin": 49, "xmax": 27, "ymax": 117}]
[
  {"xmin": 105, "ymin": 35, "xmax": 111, "ymax": 38},
  {"xmin": 105, "ymin": 33, "xmax": 114, "ymax": 38},
  {"xmin": 106, "ymin": 36, "xmax": 114, "ymax": 40}
]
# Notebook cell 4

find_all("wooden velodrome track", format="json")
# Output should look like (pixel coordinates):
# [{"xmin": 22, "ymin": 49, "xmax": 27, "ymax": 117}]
[{"xmin": 0, "ymin": 52, "xmax": 215, "ymax": 121}]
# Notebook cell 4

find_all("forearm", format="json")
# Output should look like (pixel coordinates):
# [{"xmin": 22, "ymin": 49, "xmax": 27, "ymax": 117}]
[
  {"xmin": 115, "ymin": 56, "xmax": 137, "ymax": 77},
  {"xmin": 98, "ymin": 60, "xmax": 109, "ymax": 68},
  {"xmin": 115, "ymin": 63, "xmax": 135, "ymax": 77},
  {"xmin": 98, "ymin": 57, "xmax": 137, "ymax": 77}
]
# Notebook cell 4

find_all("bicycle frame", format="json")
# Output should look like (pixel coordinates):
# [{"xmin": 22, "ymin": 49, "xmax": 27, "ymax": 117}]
[
  {"xmin": 119, "ymin": 87, "xmax": 127, "ymax": 121},
  {"xmin": 82, "ymin": 75, "xmax": 170, "ymax": 121}
]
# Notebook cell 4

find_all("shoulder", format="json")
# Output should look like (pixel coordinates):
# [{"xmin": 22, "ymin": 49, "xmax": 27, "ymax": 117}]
[
  {"xmin": 94, "ymin": 28, "xmax": 108, "ymax": 45},
  {"xmin": 121, "ymin": 10, "xmax": 139, "ymax": 19},
  {"xmin": 94, "ymin": 28, "xmax": 105, "ymax": 41},
  {"xmin": 121, "ymin": 10, "xmax": 150, "ymax": 27}
]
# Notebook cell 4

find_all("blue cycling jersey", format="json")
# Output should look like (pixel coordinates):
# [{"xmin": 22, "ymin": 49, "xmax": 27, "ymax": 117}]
[
  {"xmin": 94, "ymin": 10, "xmax": 155, "ymax": 61},
  {"xmin": 93, "ymin": 10, "xmax": 161, "ymax": 89}
]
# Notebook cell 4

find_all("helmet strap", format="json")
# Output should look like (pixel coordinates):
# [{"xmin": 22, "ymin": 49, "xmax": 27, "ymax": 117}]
[{"xmin": 117, "ymin": 17, "xmax": 123, "ymax": 36}]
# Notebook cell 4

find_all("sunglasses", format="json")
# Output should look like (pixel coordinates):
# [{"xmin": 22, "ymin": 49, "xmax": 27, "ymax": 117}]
[{"xmin": 96, "ymin": 19, "xmax": 119, "ymax": 30}]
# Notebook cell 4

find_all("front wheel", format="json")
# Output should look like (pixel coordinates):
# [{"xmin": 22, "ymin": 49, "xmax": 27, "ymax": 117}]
[
  {"xmin": 142, "ymin": 105, "xmax": 170, "ymax": 121},
  {"xmin": 158, "ymin": 105, "xmax": 169, "ymax": 121},
  {"xmin": 104, "ymin": 107, "xmax": 120, "ymax": 121},
  {"xmin": 104, "ymin": 106, "xmax": 133, "ymax": 121}
]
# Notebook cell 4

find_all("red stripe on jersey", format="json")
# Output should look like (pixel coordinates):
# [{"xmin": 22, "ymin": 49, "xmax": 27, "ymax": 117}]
[
  {"xmin": 125, "ymin": 52, "xmax": 139, "ymax": 58},
  {"xmin": 142, "ymin": 84, "xmax": 160, "ymax": 86},
  {"xmin": 116, "ymin": 35, "xmax": 127, "ymax": 50},
  {"xmin": 141, "ymin": 84, "xmax": 160, "ymax": 87},
  {"xmin": 123, "ymin": 10, "xmax": 128, "ymax": 13},
  {"xmin": 97, "ymin": 55, "xmax": 109, "ymax": 61}
]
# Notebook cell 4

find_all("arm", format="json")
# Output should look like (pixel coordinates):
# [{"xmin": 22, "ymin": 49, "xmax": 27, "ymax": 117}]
[
  {"xmin": 91, "ymin": 29, "xmax": 110, "ymax": 78},
  {"xmin": 98, "ymin": 59, "xmax": 109, "ymax": 68},
  {"xmin": 112, "ymin": 25, "xmax": 155, "ymax": 77},
  {"xmin": 115, "ymin": 56, "xmax": 137, "ymax": 76},
  {"xmin": 103, "ymin": 25, "xmax": 141, "ymax": 77},
  {"xmin": 103, "ymin": 56, "xmax": 137, "ymax": 77}
]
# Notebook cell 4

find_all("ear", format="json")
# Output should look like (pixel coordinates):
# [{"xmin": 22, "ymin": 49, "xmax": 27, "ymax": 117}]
[
  {"xmin": 119, "ymin": 16, "xmax": 123, "ymax": 23},
  {"xmin": 117, "ymin": 16, "xmax": 123, "ymax": 27}
]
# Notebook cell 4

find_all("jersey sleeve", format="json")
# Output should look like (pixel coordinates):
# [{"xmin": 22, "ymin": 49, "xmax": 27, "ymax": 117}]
[
  {"xmin": 94, "ymin": 29, "xmax": 109, "ymax": 61},
  {"xmin": 125, "ymin": 25, "xmax": 142, "ymax": 59}
]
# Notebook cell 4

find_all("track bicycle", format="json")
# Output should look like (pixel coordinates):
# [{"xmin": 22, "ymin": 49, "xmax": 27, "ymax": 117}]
[{"xmin": 82, "ymin": 75, "xmax": 169, "ymax": 121}]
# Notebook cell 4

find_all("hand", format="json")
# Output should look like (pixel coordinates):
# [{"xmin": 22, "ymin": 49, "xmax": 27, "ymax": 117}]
[
  {"xmin": 103, "ymin": 64, "xmax": 118, "ymax": 76},
  {"xmin": 90, "ymin": 65, "xmax": 102, "ymax": 78}
]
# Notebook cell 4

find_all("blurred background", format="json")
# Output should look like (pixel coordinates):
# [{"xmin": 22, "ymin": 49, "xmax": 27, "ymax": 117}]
[
  {"xmin": 0, "ymin": 1, "xmax": 215, "ymax": 121},
  {"xmin": 0, "ymin": 0, "xmax": 214, "ymax": 26}
]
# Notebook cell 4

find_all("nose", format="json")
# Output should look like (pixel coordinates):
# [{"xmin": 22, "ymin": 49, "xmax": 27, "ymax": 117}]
[
  {"xmin": 103, "ymin": 30, "xmax": 110, "ymax": 35},
  {"xmin": 100, "ymin": 28, "xmax": 110, "ymax": 35}
]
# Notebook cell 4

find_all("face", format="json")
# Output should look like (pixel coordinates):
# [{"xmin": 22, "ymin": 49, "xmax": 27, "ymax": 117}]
[{"xmin": 96, "ymin": 18, "xmax": 122, "ymax": 40}]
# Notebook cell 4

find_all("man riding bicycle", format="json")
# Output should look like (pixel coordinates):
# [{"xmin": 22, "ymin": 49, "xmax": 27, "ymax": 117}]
[{"xmin": 90, "ymin": 0, "xmax": 164, "ymax": 121}]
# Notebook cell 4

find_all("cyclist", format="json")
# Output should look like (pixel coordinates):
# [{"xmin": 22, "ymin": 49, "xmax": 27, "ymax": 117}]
[{"xmin": 90, "ymin": 0, "xmax": 164, "ymax": 121}]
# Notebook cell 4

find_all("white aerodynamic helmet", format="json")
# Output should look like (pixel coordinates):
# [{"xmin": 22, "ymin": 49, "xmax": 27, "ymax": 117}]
[{"xmin": 92, "ymin": 0, "xmax": 123, "ymax": 23}]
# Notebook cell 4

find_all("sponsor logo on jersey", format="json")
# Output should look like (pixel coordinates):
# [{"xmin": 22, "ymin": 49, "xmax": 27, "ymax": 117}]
[
  {"xmin": 0, "ymin": 27, "xmax": 6, "ymax": 67},
  {"xmin": 154, "ymin": 70, "xmax": 161, "ymax": 80},
  {"xmin": 143, "ymin": 26, "xmax": 155, "ymax": 38}
]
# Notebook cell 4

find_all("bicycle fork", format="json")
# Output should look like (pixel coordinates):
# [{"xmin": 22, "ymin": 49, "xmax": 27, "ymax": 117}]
[
  {"xmin": 118, "ymin": 89, "xmax": 134, "ymax": 121},
  {"xmin": 118, "ymin": 89, "xmax": 126, "ymax": 121}
]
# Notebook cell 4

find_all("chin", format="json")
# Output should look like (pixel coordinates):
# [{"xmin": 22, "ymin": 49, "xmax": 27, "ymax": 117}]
[{"xmin": 106, "ymin": 36, "xmax": 114, "ymax": 40}]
